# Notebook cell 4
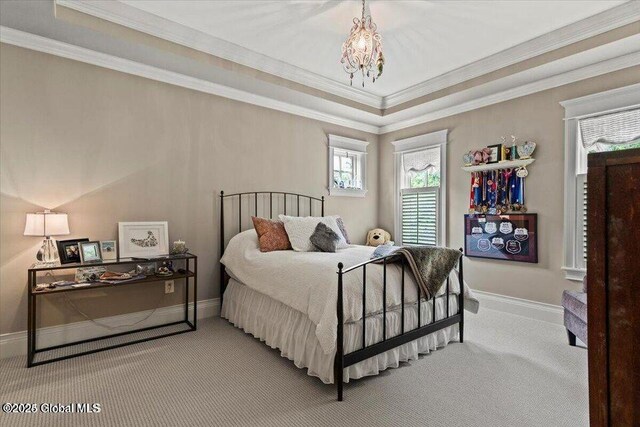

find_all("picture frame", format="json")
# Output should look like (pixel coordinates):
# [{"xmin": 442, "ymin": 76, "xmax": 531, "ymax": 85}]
[
  {"xmin": 57, "ymin": 238, "xmax": 89, "ymax": 264},
  {"xmin": 487, "ymin": 144, "xmax": 502, "ymax": 164},
  {"xmin": 100, "ymin": 240, "xmax": 118, "ymax": 260},
  {"xmin": 500, "ymin": 145, "xmax": 511, "ymax": 162},
  {"xmin": 464, "ymin": 213, "xmax": 538, "ymax": 263},
  {"xmin": 118, "ymin": 221, "xmax": 169, "ymax": 258},
  {"xmin": 79, "ymin": 241, "xmax": 102, "ymax": 263}
]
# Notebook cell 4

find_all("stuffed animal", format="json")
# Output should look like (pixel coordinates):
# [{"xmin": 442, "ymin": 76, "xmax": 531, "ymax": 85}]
[{"xmin": 366, "ymin": 228, "xmax": 392, "ymax": 247}]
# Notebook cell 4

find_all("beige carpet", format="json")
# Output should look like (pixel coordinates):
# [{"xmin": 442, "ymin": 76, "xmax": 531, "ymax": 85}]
[{"xmin": 0, "ymin": 308, "xmax": 587, "ymax": 427}]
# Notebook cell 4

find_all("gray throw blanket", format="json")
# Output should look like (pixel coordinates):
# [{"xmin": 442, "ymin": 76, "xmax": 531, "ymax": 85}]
[{"xmin": 372, "ymin": 245, "xmax": 462, "ymax": 299}]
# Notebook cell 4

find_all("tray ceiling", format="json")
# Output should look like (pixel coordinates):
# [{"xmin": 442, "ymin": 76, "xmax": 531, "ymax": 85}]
[{"xmin": 117, "ymin": 0, "xmax": 626, "ymax": 97}]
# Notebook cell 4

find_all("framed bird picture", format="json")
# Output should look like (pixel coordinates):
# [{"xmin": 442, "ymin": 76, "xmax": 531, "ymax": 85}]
[{"xmin": 118, "ymin": 221, "xmax": 169, "ymax": 259}]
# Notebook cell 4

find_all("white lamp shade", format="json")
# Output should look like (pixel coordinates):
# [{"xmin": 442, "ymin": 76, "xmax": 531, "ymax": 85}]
[{"xmin": 24, "ymin": 212, "xmax": 70, "ymax": 237}]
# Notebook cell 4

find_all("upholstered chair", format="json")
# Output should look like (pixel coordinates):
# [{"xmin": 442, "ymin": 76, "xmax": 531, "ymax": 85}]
[{"xmin": 561, "ymin": 276, "xmax": 588, "ymax": 346}]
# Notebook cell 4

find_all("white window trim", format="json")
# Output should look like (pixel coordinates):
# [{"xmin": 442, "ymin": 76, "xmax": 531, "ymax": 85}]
[
  {"xmin": 392, "ymin": 129, "xmax": 448, "ymax": 246},
  {"xmin": 328, "ymin": 134, "xmax": 368, "ymax": 197},
  {"xmin": 560, "ymin": 83, "xmax": 640, "ymax": 282}
]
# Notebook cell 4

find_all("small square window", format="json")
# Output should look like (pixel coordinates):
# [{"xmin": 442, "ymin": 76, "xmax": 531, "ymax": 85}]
[{"xmin": 328, "ymin": 135, "xmax": 368, "ymax": 197}]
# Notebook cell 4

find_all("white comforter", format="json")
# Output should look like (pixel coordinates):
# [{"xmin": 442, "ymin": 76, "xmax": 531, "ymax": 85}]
[{"xmin": 221, "ymin": 230, "xmax": 478, "ymax": 355}]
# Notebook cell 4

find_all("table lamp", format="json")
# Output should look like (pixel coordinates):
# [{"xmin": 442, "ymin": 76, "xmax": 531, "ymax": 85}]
[{"xmin": 24, "ymin": 210, "xmax": 70, "ymax": 265}]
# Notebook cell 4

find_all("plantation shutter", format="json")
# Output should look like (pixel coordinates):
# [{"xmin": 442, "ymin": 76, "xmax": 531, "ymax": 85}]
[
  {"xmin": 577, "ymin": 174, "xmax": 588, "ymax": 267},
  {"xmin": 401, "ymin": 187, "xmax": 438, "ymax": 246}
]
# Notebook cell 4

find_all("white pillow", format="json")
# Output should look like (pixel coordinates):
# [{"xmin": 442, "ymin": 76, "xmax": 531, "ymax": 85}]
[{"xmin": 279, "ymin": 215, "xmax": 348, "ymax": 252}]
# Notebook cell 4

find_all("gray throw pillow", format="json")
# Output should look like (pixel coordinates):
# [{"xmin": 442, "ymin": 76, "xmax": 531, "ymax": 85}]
[
  {"xmin": 310, "ymin": 222, "xmax": 340, "ymax": 252},
  {"xmin": 336, "ymin": 217, "xmax": 351, "ymax": 244}
]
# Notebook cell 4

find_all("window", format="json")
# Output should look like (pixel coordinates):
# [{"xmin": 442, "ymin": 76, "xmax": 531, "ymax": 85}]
[
  {"xmin": 333, "ymin": 149, "xmax": 361, "ymax": 190},
  {"xmin": 328, "ymin": 135, "xmax": 368, "ymax": 197},
  {"xmin": 575, "ymin": 116, "xmax": 640, "ymax": 267},
  {"xmin": 561, "ymin": 84, "xmax": 640, "ymax": 281},
  {"xmin": 393, "ymin": 130, "xmax": 447, "ymax": 247}
]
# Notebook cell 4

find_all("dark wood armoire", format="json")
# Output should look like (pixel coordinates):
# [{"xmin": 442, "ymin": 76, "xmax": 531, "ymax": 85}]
[{"xmin": 587, "ymin": 147, "xmax": 640, "ymax": 426}]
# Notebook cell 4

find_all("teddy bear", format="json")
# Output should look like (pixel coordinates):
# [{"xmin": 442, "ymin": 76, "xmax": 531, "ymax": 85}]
[{"xmin": 366, "ymin": 228, "xmax": 392, "ymax": 247}]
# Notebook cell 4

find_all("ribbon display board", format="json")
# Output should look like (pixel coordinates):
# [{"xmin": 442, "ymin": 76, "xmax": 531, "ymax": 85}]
[{"xmin": 464, "ymin": 213, "xmax": 538, "ymax": 263}]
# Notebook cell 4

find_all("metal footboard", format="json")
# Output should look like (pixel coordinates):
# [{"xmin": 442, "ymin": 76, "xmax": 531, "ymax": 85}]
[{"xmin": 334, "ymin": 249, "xmax": 464, "ymax": 401}]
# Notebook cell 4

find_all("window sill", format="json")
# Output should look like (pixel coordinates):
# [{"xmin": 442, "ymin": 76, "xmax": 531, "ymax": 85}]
[
  {"xmin": 562, "ymin": 266, "xmax": 586, "ymax": 282},
  {"xmin": 328, "ymin": 187, "xmax": 367, "ymax": 198}
]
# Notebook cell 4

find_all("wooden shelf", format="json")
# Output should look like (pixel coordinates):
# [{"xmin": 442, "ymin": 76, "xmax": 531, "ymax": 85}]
[{"xmin": 461, "ymin": 158, "xmax": 534, "ymax": 173}]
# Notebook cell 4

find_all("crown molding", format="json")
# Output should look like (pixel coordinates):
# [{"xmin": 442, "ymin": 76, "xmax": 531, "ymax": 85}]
[
  {"xmin": 55, "ymin": 0, "xmax": 384, "ymax": 110},
  {"xmin": 0, "ymin": 26, "xmax": 379, "ymax": 134},
  {"xmin": 2, "ymin": 26, "xmax": 638, "ymax": 136},
  {"xmin": 380, "ymin": 49, "xmax": 640, "ymax": 134},
  {"xmin": 381, "ymin": 1, "xmax": 640, "ymax": 108},
  {"xmin": 56, "ymin": 1, "xmax": 640, "ymax": 112}
]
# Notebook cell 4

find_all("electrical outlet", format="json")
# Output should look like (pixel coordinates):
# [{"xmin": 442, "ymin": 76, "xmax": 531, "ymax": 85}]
[{"xmin": 164, "ymin": 280, "xmax": 175, "ymax": 294}]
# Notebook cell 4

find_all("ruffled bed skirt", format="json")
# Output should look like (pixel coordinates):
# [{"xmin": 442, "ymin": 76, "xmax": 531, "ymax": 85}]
[{"xmin": 221, "ymin": 279, "xmax": 459, "ymax": 384}]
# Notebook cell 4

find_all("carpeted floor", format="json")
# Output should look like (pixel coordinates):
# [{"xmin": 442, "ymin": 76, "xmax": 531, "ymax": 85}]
[{"xmin": 0, "ymin": 308, "xmax": 588, "ymax": 427}]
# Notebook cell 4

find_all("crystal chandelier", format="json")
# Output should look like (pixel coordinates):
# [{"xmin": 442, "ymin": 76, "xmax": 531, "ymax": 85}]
[{"xmin": 341, "ymin": 0, "xmax": 384, "ymax": 87}]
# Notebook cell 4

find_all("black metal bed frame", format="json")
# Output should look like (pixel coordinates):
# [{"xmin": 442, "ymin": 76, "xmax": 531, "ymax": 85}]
[{"xmin": 219, "ymin": 191, "xmax": 464, "ymax": 401}]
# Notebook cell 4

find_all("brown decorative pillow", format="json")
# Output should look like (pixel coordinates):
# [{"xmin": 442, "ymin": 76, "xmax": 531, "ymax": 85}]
[{"xmin": 251, "ymin": 217, "xmax": 292, "ymax": 252}]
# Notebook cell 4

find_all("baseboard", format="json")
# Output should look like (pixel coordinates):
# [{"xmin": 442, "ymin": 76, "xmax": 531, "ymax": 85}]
[
  {"xmin": 474, "ymin": 290, "xmax": 563, "ymax": 325},
  {"xmin": 0, "ymin": 298, "xmax": 220, "ymax": 360}
]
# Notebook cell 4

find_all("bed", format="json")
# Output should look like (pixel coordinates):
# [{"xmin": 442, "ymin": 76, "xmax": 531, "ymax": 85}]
[{"xmin": 218, "ymin": 191, "xmax": 477, "ymax": 401}]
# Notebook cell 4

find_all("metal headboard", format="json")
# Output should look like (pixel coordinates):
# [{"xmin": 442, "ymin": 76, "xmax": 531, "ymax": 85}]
[{"xmin": 218, "ymin": 191, "xmax": 325, "ymax": 301}]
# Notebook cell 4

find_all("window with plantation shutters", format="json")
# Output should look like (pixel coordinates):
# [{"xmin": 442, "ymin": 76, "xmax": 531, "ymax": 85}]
[
  {"xmin": 393, "ymin": 137, "xmax": 445, "ymax": 247},
  {"xmin": 401, "ymin": 188, "xmax": 439, "ymax": 246},
  {"xmin": 562, "ymin": 86, "xmax": 640, "ymax": 282}
]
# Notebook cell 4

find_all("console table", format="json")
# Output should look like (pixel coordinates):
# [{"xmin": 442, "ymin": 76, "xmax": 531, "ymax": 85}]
[{"xmin": 27, "ymin": 253, "xmax": 197, "ymax": 367}]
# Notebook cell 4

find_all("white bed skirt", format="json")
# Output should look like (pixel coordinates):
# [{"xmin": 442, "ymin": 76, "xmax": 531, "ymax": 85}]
[{"xmin": 221, "ymin": 279, "xmax": 460, "ymax": 384}]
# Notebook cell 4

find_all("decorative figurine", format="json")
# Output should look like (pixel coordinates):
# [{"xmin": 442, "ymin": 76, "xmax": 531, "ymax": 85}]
[
  {"xmin": 517, "ymin": 140, "xmax": 536, "ymax": 159},
  {"xmin": 471, "ymin": 147, "xmax": 492, "ymax": 165},
  {"xmin": 510, "ymin": 135, "xmax": 519, "ymax": 160},
  {"xmin": 463, "ymin": 151, "xmax": 475, "ymax": 166}
]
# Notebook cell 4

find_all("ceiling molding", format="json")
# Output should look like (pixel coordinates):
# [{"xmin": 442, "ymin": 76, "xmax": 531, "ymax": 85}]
[
  {"xmin": 0, "ymin": 26, "xmax": 380, "ymax": 134},
  {"xmin": 55, "ymin": 0, "xmax": 384, "ymax": 110},
  {"xmin": 382, "ymin": 1, "xmax": 640, "ymax": 108},
  {"xmin": 56, "ymin": 0, "xmax": 640, "ymax": 112},
  {"xmin": 2, "ymin": 26, "xmax": 639, "ymax": 136},
  {"xmin": 379, "ymin": 50, "xmax": 640, "ymax": 134}
]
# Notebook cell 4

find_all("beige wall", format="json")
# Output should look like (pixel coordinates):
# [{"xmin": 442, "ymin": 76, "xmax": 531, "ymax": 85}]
[
  {"xmin": 1, "ymin": 37, "xmax": 639, "ymax": 336},
  {"xmin": 378, "ymin": 65, "xmax": 640, "ymax": 306},
  {"xmin": 0, "ymin": 44, "xmax": 379, "ymax": 334}
]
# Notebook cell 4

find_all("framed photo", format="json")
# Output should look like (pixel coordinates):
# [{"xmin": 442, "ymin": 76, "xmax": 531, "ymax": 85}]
[
  {"xmin": 100, "ymin": 240, "xmax": 117, "ymax": 260},
  {"xmin": 118, "ymin": 221, "xmax": 169, "ymax": 258},
  {"xmin": 57, "ymin": 238, "xmax": 89, "ymax": 264},
  {"xmin": 79, "ymin": 241, "xmax": 102, "ymax": 263},
  {"xmin": 487, "ymin": 144, "xmax": 502, "ymax": 164},
  {"xmin": 500, "ymin": 145, "xmax": 511, "ymax": 162},
  {"xmin": 464, "ymin": 213, "xmax": 538, "ymax": 263}
]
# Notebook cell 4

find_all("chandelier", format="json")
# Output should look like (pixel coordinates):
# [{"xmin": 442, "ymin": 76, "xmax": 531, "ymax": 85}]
[{"xmin": 341, "ymin": 0, "xmax": 384, "ymax": 87}]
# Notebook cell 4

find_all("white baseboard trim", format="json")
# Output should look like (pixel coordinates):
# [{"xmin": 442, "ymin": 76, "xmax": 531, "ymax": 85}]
[
  {"xmin": 0, "ymin": 298, "xmax": 220, "ymax": 360},
  {"xmin": 474, "ymin": 290, "xmax": 563, "ymax": 326}
]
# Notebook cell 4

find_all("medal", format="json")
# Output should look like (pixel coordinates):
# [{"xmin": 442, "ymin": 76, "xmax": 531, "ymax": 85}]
[
  {"xmin": 491, "ymin": 237, "xmax": 505, "ymax": 250},
  {"xmin": 514, "ymin": 228, "xmax": 529, "ymax": 241},
  {"xmin": 505, "ymin": 240, "xmax": 522, "ymax": 254}
]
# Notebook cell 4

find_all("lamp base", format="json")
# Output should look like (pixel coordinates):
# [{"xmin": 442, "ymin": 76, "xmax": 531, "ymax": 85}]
[{"xmin": 36, "ymin": 237, "xmax": 61, "ymax": 266}]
